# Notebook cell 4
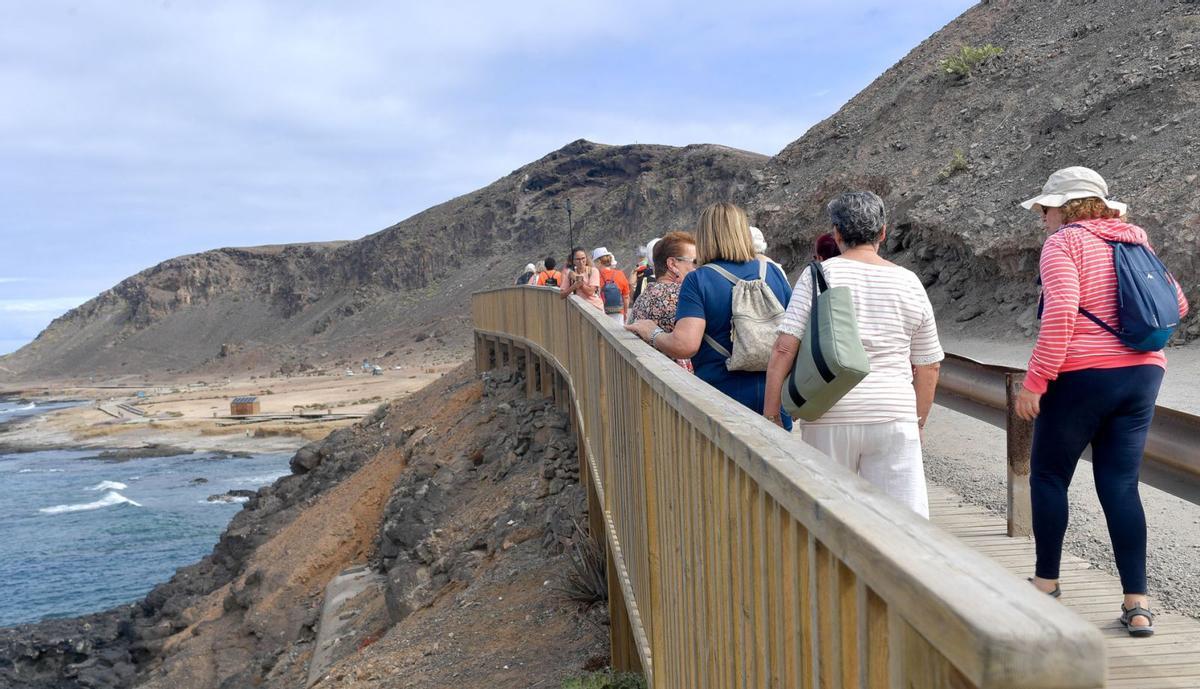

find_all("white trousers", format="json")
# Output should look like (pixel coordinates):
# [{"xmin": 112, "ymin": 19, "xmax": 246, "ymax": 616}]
[
  {"xmin": 608, "ymin": 312, "xmax": 625, "ymax": 326},
  {"xmin": 798, "ymin": 421, "xmax": 929, "ymax": 518}
]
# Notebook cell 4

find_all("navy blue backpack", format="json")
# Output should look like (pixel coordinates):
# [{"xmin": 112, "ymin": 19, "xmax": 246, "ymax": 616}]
[
  {"xmin": 1039, "ymin": 228, "xmax": 1181, "ymax": 351},
  {"xmin": 1082, "ymin": 239, "xmax": 1181, "ymax": 351}
]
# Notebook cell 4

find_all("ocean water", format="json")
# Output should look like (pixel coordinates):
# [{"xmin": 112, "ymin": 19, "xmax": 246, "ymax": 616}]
[{"xmin": 0, "ymin": 415, "xmax": 292, "ymax": 626}]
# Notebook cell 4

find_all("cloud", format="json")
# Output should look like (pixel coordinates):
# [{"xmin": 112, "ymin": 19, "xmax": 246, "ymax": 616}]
[
  {"xmin": 0, "ymin": 297, "xmax": 88, "ymax": 314},
  {"xmin": 0, "ymin": 278, "xmax": 29, "ymax": 284},
  {"xmin": 0, "ymin": 0, "xmax": 977, "ymax": 357}
]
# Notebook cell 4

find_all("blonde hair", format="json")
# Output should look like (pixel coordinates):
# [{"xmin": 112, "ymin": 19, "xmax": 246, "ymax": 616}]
[
  {"xmin": 1060, "ymin": 197, "xmax": 1122, "ymax": 223},
  {"xmin": 695, "ymin": 202, "xmax": 756, "ymax": 264}
]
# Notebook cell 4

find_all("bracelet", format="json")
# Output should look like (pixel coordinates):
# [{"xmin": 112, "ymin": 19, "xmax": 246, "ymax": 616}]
[{"xmin": 648, "ymin": 327, "xmax": 665, "ymax": 349}]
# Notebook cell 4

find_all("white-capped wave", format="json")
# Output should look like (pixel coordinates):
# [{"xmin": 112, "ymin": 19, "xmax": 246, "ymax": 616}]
[
  {"xmin": 39, "ymin": 491, "xmax": 142, "ymax": 515},
  {"xmin": 200, "ymin": 496, "xmax": 250, "ymax": 504},
  {"xmin": 0, "ymin": 402, "xmax": 36, "ymax": 415},
  {"xmin": 236, "ymin": 472, "xmax": 290, "ymax": 485},
  {"xmin": 17, "ymin": 468, "xmax": 64, "ymax": 474},
  {"xmin": 88, "ymin": 480, "xmax": 128, "ymax": 491}
]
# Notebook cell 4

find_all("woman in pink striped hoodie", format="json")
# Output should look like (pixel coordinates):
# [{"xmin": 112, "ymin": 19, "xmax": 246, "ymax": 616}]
[{"xmin": 1016, "ymin": 167, "xmax": 1188, "ymax": 637}]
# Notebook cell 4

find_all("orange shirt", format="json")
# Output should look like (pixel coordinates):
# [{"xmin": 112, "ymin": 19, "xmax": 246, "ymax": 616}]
[{"xmin": 599, "ymin": 267, "xmax": 631, "ymax": 311}]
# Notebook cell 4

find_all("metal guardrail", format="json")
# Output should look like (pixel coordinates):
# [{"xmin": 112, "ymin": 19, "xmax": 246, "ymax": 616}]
[{"xmin": 938, "ymin": 352, "xmax": 1200, "ymax": 506}]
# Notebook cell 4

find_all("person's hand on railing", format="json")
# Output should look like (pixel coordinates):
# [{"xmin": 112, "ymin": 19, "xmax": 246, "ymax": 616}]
[{"xmin": 1015, "ymin": 387, "xmax": 1042, "ymax": 421}]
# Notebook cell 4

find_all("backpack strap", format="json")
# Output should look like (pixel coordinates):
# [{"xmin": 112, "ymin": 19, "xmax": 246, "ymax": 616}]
[
  {"xmin": 704, "ymin": 334, "xmax": 732, "ymax": 358},
  {"xmin": 757, "ymin": 258, "xmax": 767, "ymax": 280},
  {"xmin": 699, "ymin": 263, "xmax": 738, "ymax": 359},
  {"xmin": 703, "ymin": 263, "xmax": 740, "ymax": 284}
]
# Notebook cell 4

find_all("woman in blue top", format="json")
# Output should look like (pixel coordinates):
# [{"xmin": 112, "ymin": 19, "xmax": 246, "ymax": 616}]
[{"xmin": 627, "ymin": 202, "xmax": 794, "ymax": 428}]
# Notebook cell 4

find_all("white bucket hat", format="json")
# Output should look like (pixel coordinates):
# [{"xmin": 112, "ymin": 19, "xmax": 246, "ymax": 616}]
[
  {"xmin": 645, "ymin": 237, "xmax": 661, "ymax": 260},
  {"xmin": 524, "ymin": 263, "xmax": 536, "ymax": 273},
  {"xmin": 749, "ymin": 226, "xmax": 767, "ymax": 253},
  {"xmin": 592, "ymin": 247, "xmax": 613, "ymax": 261},
  {"xmin": 1020, "ymin": 166, "xmax": 1127, "ymax": 215}
]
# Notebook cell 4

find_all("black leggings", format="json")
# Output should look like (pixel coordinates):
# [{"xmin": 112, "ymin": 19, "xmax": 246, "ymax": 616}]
[{"xmin": 1030, "ymin": 365, "xmax": 1163, "ymax": 594}]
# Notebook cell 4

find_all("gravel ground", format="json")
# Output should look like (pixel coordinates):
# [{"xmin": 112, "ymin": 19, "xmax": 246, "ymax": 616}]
[{"xmin": 923, "ymin": 403, "xmax": 1200, "ymax": 619}]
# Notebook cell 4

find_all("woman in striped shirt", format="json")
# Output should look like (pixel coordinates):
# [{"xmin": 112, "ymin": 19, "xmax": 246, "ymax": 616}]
[
  {"xmin": 1017, "ymin": 167, "xmax": 1188, "ymax": 637},
  {"xmin": 763, "ymin": 191, "xmax": 944, "ymax": 517}
]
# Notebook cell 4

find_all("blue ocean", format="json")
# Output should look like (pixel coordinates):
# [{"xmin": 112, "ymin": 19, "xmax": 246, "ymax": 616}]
[{"xmin": 0, "ymin": 399, "xmax": 292, "ymax": 627}]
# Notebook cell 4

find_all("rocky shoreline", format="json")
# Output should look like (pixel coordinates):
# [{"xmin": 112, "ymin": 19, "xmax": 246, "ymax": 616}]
[{"xmin": 0, "ymin": 363, "xmax": 602, "ymax": 689}]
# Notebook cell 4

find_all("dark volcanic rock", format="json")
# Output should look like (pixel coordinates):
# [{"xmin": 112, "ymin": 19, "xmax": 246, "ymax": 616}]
[
  {"xmin": 206, "ymin": 489, "xmax": 257, "ymax": 503},
  {"xmin": 748, "ymin": 0, "xmax": 1200, "ymax": 339}
]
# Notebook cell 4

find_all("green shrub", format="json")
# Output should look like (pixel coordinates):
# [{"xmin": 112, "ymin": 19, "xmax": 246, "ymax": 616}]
[
  {"xmin": 938, "ymin": 44, "xmax": 1003, "ymax": 78},
  {"xmin": 562, "ymin": 671, "xmax": 647, "ymax": 689},
  {"xmin": 554, "ymin": 520, "xmax": 608, "ymax": 605},
  {"xmin": 938, "ymin": 149, "xmax": 969, "ymax": 180}
]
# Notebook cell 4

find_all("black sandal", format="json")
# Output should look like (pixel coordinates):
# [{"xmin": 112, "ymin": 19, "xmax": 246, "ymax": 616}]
[
  {"xmin": 1027, "ymin": 577, "xmax": 1061, "ymax": 598},
  {"xmin": 1120, "ymin": 603, "xmax": 1155, "ymax": 637}
]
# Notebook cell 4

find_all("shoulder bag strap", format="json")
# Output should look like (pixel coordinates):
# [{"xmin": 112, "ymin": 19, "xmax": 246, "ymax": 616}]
[{"xmin": 807, "ymin": 262, "xmax": 836, "ymax": 383}]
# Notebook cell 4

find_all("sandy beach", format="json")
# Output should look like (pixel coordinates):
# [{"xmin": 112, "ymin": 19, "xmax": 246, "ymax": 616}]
[{"xmin": 0, "ymin": 360, "xmax": 460, "ymax": 456}]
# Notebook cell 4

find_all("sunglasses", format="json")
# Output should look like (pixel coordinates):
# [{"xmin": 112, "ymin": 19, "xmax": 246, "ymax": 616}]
[{"xmin": 672, "ymin": 256, "xmax": 697, "ymax": 264}]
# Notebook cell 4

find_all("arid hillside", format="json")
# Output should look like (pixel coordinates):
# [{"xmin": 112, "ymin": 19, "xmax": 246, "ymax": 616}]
[
  {"xmin": 7, "ymin": 0, "xmax": 1200, "ymax": 381},
  {"xmin": 749, "ymin": 0, "xmax": 1200, "ymax": 337},
  {"xmin": 1, "ymin": 141, "xmax": 765, "ymax": 380}
]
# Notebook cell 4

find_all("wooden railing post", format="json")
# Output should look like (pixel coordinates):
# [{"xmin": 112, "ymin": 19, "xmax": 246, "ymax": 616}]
[
  {"xmin": 1005, "ymin": 374, "xmax": 1034, "ymax": 538},
  {"xmin": 474, "ymin": 333, "xmax": 487, "ymax": 374}
]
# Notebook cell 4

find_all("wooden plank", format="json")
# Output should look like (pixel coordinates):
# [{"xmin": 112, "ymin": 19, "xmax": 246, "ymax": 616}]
[
  {"xmin": 766, "ymin": 497, "xmax": 783, "ymax": 689},
  {"xmin": 815, "ymin": 540, "xmax": 837, "ymax": 689},
  {"xmin": 780, "ymin": 510, "xmax": 798, "ymax": 689},
  {"xmin": 838, "ymin": 562, "xmax": 859, "ymax": 689},
  {"xmin": 864, "ymin": 586, "xmax": 889, "ymax": 689}
]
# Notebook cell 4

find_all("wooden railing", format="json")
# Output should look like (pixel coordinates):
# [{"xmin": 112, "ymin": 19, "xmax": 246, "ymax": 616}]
[{"xmin": 473, "ymin": 286, "xmax": 1105, "ymax": 689}]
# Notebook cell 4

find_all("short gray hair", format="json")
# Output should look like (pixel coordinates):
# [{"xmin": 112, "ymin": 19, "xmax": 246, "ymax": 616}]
[{"xmin": 827, "ymin": 191, "xmax": 886, "ymax": 246}]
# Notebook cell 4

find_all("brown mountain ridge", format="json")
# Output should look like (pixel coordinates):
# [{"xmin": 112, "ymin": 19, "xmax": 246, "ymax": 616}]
[{"xmin": 5, "ymin": 0, "xmax": 1200, "ymax": 381}]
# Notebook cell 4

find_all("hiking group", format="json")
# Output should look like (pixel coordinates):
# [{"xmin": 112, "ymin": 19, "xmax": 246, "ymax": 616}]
[{"xmin": 516, "ymin": 166, "xmax": 1188, "ymax": 638}]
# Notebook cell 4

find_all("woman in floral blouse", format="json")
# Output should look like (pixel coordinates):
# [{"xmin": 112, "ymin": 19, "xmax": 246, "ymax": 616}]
[{"xmin": 628, "ymin": 230, "xmax": 697, "ymax": 371}]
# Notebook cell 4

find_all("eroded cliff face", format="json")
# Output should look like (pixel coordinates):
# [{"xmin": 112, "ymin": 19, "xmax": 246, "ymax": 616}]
[
  {"xmin": 748, "ymin": 0, "xmax": 1200, "ymax": 338},
  {"xmin": 2, "ymin": 141, "xmax": 766, "ymax": 380}
]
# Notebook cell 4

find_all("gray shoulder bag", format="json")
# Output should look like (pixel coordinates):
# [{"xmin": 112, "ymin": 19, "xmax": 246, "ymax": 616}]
[{"xmin": 783, "ymin": 262, "xmax": 870, "ymax": 421}]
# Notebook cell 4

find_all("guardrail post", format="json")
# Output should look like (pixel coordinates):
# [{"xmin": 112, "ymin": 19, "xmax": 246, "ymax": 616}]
[{"xmin": 1005, "ymin": 374, "xmax": 1034, "ymax": 538}]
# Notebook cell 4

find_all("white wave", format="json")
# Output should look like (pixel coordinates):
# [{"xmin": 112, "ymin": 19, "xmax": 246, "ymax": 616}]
[
  {"xmin": 87, "ymin": 480, "xmax": 128, "ymax": 491},
  {"xmin": 0, "ymin": 402, "xmax": 36, "ymax": 415},
  {"xmin": 39, "ymin": 491, "xmax": 142, "ymax": 515},
  {"xmin": 17, "ymin": 468, "xmax": 64, "ymax": 474},
  {"xmin": 201, "ymin": 496, "xmax": 250, "ymax": 504},
  {"xmin": 236, "ymin": 472, "xmax": 290, "ymax": 485}
]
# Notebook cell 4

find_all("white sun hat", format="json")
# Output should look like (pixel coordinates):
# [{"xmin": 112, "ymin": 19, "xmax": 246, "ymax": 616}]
[
  {"xmin": 1020, "ymin": 166, "xmax": 1127, "ymax": 215},
  {"xmin": 524, "ymin": 263, "xmax": 536, "ymax": 273},
  {"xmin": 592, "ymin": 247, "xmax": 613, "ymax": 261},
  {"xmin": 645, "ymin": 237, "xmax": 661, "ymax": 260},
  {"xmin": 749, "ymin": 226, "xmax": 767, "ymax": 253}
]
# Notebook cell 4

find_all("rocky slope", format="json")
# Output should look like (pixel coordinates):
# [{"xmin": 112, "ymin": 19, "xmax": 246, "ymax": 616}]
[
  {"xmin": 6, "ymin": 2, "xmax": 1200, "ymax": 382},
  {"xmin": 0, "ymin": 364, "xmax": 605, "ymax": 689},
  {"xmin": 1, "ymin": 141, "xmax": 765, "ymax": 380},
  {"xmin": 748, "ymin": 0, "xmax": 1200, "ymax": 338}
]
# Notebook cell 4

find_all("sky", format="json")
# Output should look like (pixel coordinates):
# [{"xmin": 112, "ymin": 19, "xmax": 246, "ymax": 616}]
[{"xmin": 0, "ymin": 0, "xmax": 975, "ymax": 355}]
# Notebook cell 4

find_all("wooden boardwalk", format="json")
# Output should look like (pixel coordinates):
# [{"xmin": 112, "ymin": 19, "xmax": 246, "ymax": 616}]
[{"xmin": 930, "ymin": 485, "xmax": 1200, "ymax": 689}]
